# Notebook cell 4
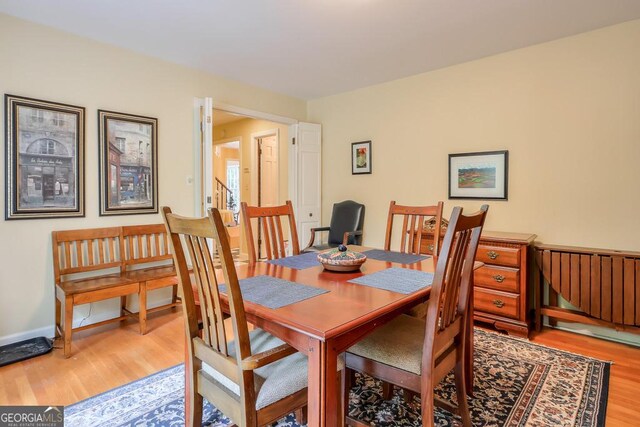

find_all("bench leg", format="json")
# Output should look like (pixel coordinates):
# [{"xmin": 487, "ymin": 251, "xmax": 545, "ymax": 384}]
[
  {"xmin": 139, "ymin": 284, "xmax": 147, "ymax": 335},
  {"xmin": 171, "ymin": 284, "xmax": 178, "ymax": 307},
  {"xmin": 120, "ymin": 295, "xmax": 127, "ymax": 316},
  {"xmin": 63, "ymin": 296, "xmax": 73, "ymax": 358}
]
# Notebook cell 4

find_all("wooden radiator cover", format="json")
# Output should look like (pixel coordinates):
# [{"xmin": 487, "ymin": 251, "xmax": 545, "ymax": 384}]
[{"xmin": 534, "ymin": 243, "xmax": 640, "ymax": 331}]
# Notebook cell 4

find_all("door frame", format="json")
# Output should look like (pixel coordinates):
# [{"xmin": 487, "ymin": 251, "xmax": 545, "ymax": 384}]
[{"xmin": 250, "ymin": 128, "xmax": 280, "ymax": 208}]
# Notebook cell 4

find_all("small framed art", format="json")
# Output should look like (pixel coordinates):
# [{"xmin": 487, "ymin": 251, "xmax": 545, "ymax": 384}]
[
  {"xmin": 448, "ymin": 150, "xmax": 508, "ymax": 200},
  {"xmin": 5, "ymin": 94, "xmax": 85, "ymax": 219},
  {"xmin": 98, "ymin": 110, "xmax": 158, "ymax": 215},
  {"xmin": 351, "ymin": 140, "xmax": 372, "ymax": 175}
]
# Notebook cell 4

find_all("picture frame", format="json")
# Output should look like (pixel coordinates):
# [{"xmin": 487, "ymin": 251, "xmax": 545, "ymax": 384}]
[
  {"xmin": 5, "ymin": 94, "xmax": 85, "ymax": 220},
  {"xmin": 448, "ymin": 150, "xmax": 508, "ymax": 200},
  {"xmin": 351, "ymin": 140, "xmax": 372, "ymax": 175},
  {"xmin": 98, "ymin": 110, "xmax": 158, "ymax": 216}
]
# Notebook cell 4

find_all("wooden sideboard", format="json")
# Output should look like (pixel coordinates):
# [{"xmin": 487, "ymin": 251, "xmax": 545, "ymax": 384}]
[{"xmin": 419, "ymin": 219, "xmax": 536, "ymax": 337}]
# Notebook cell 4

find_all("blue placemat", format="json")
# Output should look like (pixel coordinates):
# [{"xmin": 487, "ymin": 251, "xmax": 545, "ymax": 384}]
[
  {"xmin": 219, "ymin": 275, "xmax": 328, "ymax": 309},
  {"xmin": 266, "ymin": 252, "xmax": 321, "ymax": 270},
  {"xmin": 348, "ymin": 267, "xmax": 434, "ymax": 294},
  {"xmin": 362, "ymin": 249, "xmax": 429, "ymax": 264}
]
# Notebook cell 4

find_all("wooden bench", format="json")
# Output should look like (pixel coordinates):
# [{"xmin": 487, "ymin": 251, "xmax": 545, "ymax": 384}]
[{"xmin": 52, "ymin": 224, "xmax": 179, "ymax": 357}]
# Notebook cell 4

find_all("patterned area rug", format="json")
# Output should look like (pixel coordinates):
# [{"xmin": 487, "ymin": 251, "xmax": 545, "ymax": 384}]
[{"xmin": 64, "ymin": 329, "xmax": 609, "ymax": 426}]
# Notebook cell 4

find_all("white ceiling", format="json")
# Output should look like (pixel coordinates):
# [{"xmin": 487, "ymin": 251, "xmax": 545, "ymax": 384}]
[{"xmin": 2, "ymin": 1, "xmax": 640, "ymax": 100}]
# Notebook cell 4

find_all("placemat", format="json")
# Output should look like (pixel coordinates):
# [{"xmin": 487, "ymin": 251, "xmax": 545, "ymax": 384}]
[
  {"xmin": 361, "ymin": 249, "xmax": 429, "ymax": 264},
  {"xmin": 266, "ymin": 252, "xmax": 321, "ymax": 270},
  {"xmin": 219, "ymin": 275, "xmax": 328, "ymax": 309},
  {"xmin": 348, "ymin": 267, "xmax": 434, "ymax": 294}
]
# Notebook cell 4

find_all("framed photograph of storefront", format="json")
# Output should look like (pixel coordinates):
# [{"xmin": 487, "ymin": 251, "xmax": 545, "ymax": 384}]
[
  {"xmin": 5, "ymin": 94, "xmax": 85, "ymax": 220},
  {"xmin": 98, "ymin": 110, "xmax": 158, "ymax": 216}
]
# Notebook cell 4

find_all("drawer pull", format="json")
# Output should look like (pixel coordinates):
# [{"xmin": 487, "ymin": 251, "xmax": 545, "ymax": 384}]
[
  {"xmin": 493, "ymin": 274, "xmax": 505, "ymax": 283},
  {"xmin": 492, "ymin": 299, "xmax": 505, "ymax": 308},
  {"xmin": 427, "ymin": 244, "xmax": 434, "ymax": 251},
  {"xmin": 487, "ymin": 250, "xmax": 499, "ymax": 260}
]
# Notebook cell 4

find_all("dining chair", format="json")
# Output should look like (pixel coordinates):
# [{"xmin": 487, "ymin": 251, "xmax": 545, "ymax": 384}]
[
  {"xmin": 384, "ymin": 201, "xmax": 444, "ymax": 256},
  {"xmin": 344, "ymin": 205, "xmax": 489, "ymax": 427},
  {"xmin": 162, "ymin": 207, "xmax": 308, "ymax": 426},
  {"xmin": 240, "ymin": 200, "xmax": 300, "ymax": 264},
  {"xmin": 303, "ymin": 200, "xmax": 365, "ymax": 252}
]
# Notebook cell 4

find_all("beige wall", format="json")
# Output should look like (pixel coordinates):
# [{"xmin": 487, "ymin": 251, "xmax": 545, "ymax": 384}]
[
  {"xmin": 213, "ymin": 118, "xmax": 290, "ymax": 254},
  {"xmin": 0, "ymin": 13, "xmax": 306, "ymax": 343},
  {"xmin": 308, "ymin": 19, "xmax": 640, "ymax": 253},
  {"xmin": 308, "ymin": 20, "xmax": 640, "ymax": 344}
]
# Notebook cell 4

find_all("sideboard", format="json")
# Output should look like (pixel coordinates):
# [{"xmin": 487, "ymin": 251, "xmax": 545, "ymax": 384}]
[{"xmin": 419, "ymin": 219, "xmax": 536, "ymax": 337}]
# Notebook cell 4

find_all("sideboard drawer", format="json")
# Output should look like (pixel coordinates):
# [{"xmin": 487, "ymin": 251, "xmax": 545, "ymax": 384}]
[
  {"xmin": 474, "ymin": 265, "xmax": 519, "ymax": 293},
  {"xmin": 476, "ymin": 244, "xmax": 520, "ymax": 268},
  {"xmin": 474, "ymin": 288, "xmax": 520, "ymax": 320}
]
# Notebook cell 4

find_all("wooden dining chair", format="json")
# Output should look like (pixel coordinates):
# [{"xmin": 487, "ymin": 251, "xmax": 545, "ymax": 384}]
[
  {"xmin": 384, "ymin": 201, "xmax": 444, "ymax": 256},
  {"xmin": 240, "ymin": 200, "xmax": 300, "ymax": 264},
  {"xmin": 344, "ymin": 205, "xmax": 488, "ymax": 427},
  {"xmin": 162, "ymin": 207, "xmax": 308, "ymax": 426}
]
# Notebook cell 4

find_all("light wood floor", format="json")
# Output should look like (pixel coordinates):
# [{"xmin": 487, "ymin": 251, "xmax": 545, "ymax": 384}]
[{"xmin": 1, "ymin": 310, "xmax": 639, "ymax": 425}]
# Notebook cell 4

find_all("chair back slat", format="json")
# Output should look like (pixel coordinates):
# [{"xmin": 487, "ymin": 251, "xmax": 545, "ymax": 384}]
[
  {"xmin": 240, "ymin": 200, "xmax": 300, "ymax": 264},
  {"xmin": 424, "ymin": 205, "xmax": 488, "ymax": 357},
  {"xmin": 162, "ymin": 207, "xmax": 253, "ymax": 392},
  {"xmin": 52, "ymin": 227, "xmax": 124, "ymax": 282},
  {"xmin": 384, "ymin": 201, "xmax": 444, "ymax": 255}
]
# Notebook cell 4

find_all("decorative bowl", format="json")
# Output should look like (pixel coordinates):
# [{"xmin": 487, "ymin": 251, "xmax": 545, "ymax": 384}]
[{"xmin": 317, "ymin": 246, "xmax": 367, "ymax": 272}]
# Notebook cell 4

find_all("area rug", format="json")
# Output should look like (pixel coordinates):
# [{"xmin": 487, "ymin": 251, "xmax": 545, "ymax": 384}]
[{"xmin": 64, "ymin": 329, "xmax": 609, "ymax": 426}]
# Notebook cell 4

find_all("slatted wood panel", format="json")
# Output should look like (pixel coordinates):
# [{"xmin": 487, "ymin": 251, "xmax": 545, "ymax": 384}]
[
  {"xmin": 52, "ymin": 227, "xmax": 123, "ymax": 279},
  {"xmin": 536, "ymin": 245, "xmax": 640, "ymax": 327},
  {"xmin": 121, "ymin": 224, "xmax": 173, "ymax": 266}
]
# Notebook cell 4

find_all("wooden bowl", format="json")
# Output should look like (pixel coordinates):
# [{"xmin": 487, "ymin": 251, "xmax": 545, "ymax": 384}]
[{"xmin": 317, "ymin": 248, "xmax": 367, "ymax": 272}]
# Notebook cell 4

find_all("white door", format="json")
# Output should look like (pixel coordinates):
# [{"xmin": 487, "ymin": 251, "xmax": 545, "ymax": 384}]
[
  {"xmin": 259, "ymin": 135, "xmax": 279, "ymax": 207},
  {"xmin": 289, "ymin": 122, "xmax": 322, "ymax": 249},
  {"xmin": 194, "ymin": 97, "xmax": 214, "ymax": 216}
]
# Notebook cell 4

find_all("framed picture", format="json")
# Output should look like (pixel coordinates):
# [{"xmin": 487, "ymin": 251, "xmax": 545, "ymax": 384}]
[
  {"xmin": 98, "ymin": 110, "xmax": 158, "ymax": 215},
  {"xmin": 352, "ymin": 140, "xmax": 372, "ymax": 175},
  {"xmin": 5, "ymin": 94, "xmax": 85, "ymax": 220},
  {"xmin": 449, "ymin": 150, "xmax": 508, "ymax": 200}
]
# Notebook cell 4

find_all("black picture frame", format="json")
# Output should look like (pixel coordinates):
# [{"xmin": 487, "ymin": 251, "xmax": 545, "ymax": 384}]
[
  {"xmin": 98, "ymin": 110, "xmax": 158, "ymax": 216},
  {"xmin": 5, "ymin": 94, "xmax": 85, "ymax": 220},
  {"xmin": 351, "ymin": 140, "xmax": 372, "ymax": 175},
  {"xmin": 448, "ymin": 150, "xmax": 508, "ymax": 200}
]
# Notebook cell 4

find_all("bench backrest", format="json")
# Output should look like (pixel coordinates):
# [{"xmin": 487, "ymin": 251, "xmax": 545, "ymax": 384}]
[
  {"xmin": 121, "ymin": 224, "xmax": 173, "ymax": 268},
  {"xmin": 52, "ymin": 227, "xmax": 124, "ymax": 283}
]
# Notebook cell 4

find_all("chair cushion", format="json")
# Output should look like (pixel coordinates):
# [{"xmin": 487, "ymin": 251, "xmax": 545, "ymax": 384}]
[
  {"xmin": 201, "ymin": 328, "xmax": 308, "ymax": 410},
  {"xmin": 347, "ymin": 314, "xmax": 425, "ymax": 375}
]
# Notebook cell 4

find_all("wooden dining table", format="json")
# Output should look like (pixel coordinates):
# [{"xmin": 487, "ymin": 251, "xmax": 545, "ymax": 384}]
[{"xmin": 187, "ymin": 246, "xmax": 479, "ymax": 427}]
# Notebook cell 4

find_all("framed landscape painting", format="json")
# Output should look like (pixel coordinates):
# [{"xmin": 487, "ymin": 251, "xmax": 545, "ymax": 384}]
[
  {"xmin": 5, "ymin": 94, "xmax": 85, "ymax": 220},
  {"xmin": 352, "ymin": 140, "xmax": 372, "ymax": 175},
  {"xmin": 98, "ymin": 110, "xmax": 158, "ymax": 216},
  {"xmin": 449, "ymin": 150, "xmax": 508, "ymax": 200}
]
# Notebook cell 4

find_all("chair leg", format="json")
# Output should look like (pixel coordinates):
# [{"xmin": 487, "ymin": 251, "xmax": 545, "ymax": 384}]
[
  {"xmin": 139, "ymin": 284, "xmax": 147, "ymax": 335},
  {"xmin": 454, "ymin": 345, "xmax": 472, "ymax": 427},
  {"xmin": 381, "ymin": 381, "xmax": 394, "ymax": 400},
  {"xmin": 120, "ymin": 295, "xmax": 127, "ymax": 316},
  {"xmin": 403, "ymin": 388, "xmax": 418, "ymax": 404},
  {"xmin": 342, "ymin": 367, "xmax": 353, "ymax": 420},
  {"xmin": 63, "ymin": 296, "xmax": 73, "ymax": 358},
  {"xmin": 172, "ymin": 284, "xmax": 178, "ymax": 306},
  {"xmin": 188, "ymin": 391, "xmax": 203, "ymax": 427},
  {"xmin": 55, "ymin": 296, "xmax": 62, "ymax": 339},
  {"xmin": 294, "ymin": 407, "xmax": 308, "ymax": 425},
  {"xmin": 420, "ymin": 385, "xmax": 435, "ymax": 427}
]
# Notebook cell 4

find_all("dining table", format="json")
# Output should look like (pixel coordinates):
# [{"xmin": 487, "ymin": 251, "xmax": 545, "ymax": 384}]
[{"xmin": 186, "ymin": 246, "xmax": 480, "ymax": 427}]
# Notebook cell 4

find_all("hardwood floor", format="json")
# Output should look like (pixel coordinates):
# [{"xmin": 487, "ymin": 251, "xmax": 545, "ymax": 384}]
[{"xmin": 1, "ymin": 311, "xmax": 639, "ymax": 426}]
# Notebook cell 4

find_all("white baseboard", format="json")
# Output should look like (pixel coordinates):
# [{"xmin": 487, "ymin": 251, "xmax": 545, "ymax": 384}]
[{"xmin": 0, "ymin": 325, "xmax": 56, "ymax": 347}]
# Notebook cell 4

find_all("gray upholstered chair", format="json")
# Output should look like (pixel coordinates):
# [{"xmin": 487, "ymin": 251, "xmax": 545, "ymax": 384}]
[
  {"xmin": 303, "ymin": 200, "xmax": 365, "ymax": 251},
  {"xmin": 344, "ymin": 205, "xmax": 489, "ymax": 427}
]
